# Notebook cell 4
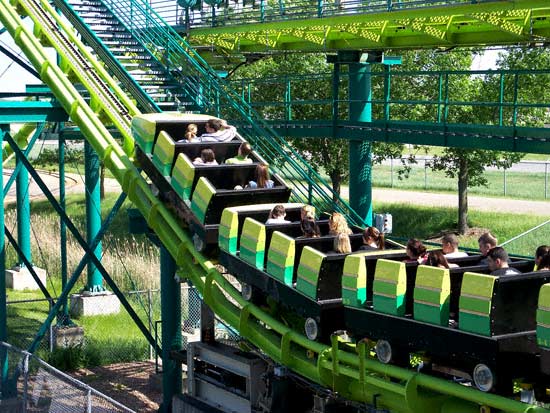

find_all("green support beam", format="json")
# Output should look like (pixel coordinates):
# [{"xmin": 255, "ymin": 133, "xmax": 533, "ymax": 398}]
[
  {"xmin": 15, "ymin": 155, "xmax": 31, "ymax": 268},
  {"xmin": 260, "ymin": 120, "xmax": 550, "ymax": 155},
  {"xmin": 348, "ymin": 59, "xmax": 373, "ymax": 226},
  {"xmin": 0, "ymin": 101, "xmax": 68, "ymax": 123},
  {"xmin": 84, "ymin": 141, "xmax": 104, "ymax": 293},
  {"xmin": 188, "ymin": 0, "xmax": 550, "ymax": 55},
  {"xmin": 160, "ymin": 246, "xmax": 182, "ymax": 413},
  {"xmin": 0, "ymin": 127, "xmax": 7, "ymax": 392}
]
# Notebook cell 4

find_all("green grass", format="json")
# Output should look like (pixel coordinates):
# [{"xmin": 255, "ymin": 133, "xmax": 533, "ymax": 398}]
[
  {"xmin": 372, "ymin": 164, "xmax": 550, "ymax": 200},
  {"xmin": 378, "ymin": 202, "xmax": 549, "ymax": 257}
]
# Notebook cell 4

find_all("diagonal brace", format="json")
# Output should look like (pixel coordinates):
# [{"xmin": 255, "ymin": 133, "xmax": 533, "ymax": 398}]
[
  {"xmin": 3, "ymin": 126, "xmax": 45, "ymax": 198},
  {"xmin": 5, "ymin": 134, "xmax": 161, "ymax": 356}
]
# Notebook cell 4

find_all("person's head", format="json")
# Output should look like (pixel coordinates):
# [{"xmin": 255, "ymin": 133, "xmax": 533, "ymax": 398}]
[
  {"xmin": 301, "ymin": 217, "xmax": 320, "ymax": 238},
  {"xmin": 205, "ymin": 118, "xmax": 223, "ymax": 133},
  {"xmin": 270, "ymin": 204, "xmax": 286, "ymax": 219},
  {"xmin": 406, "ymin": 238, "xmax": 427, "ymax": 260},
  {"xmin": 329, "ymin": 212, "xmax": 350, "ymax": 235},
  {"xmin": 238, "ymin": 142, "xmax": 252, "ymax": 158},
  {"xmin": 186, "ymin": 123, "xmax": 198, "ymax": 134},
  {"xmin": 487, "ymin": 247, "xmax": 510, "ymax": 272},
  {"xmin": 301, "ymin": 205, "xmax": 315, "ymax": 220},
  {"xmin": 441, "ymin": 233, "xmax": 459, "ymax": 255},
  {"xmin": 539, "ymin": 253, "xmax": 550, "ymax": 271},
  {"xmin": 478, "ymin": 232, "xmax": 497, "ymax": 256},
  {"xmin": 535, "ymin": 245, "xmax": 550, "ymax": 266},
  {"xmin": 200, "ymin": 148, "xmax": 215, "ymax": 163},
  {"xmin": 333, "ymin": 233, "xmax": 352, "ymax": 254},
  {"xmin": 363, "ymin": 226, "xmax": 385, "ymax": 250},
  {"xmin": 426, "ymin": 250, "xmax": 450, "ymax": 269},
  {"xmin": 254, "ymin": 163, "xmax": 270, "ymax": 188}
]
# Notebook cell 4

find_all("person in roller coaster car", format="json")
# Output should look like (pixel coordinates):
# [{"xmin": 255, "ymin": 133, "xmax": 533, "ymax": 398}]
[
  {"xmin": 358, "ymin": 226, "xmax": 385, "ymax": 251},
  {"xmin": 405, "ymin": 238, "xmax": 428, "ymax": 264},
  {"xmin": 328, "ymin": 212, "xmax": 352, "ymax": 236},
  {"xmin": 193, "ymin": 148, "xmax": 218, "ymax": 165},
  {"xmin": 225, "ymin": 142, "xmax": 253, "ymax": 164},
  {"xmin": 487, "ymin": 247, "xmax": 521, "ymax": 276},
  {"xmin": 247, "ymin": 164, "xmax": 274, "ymax": 189},
  {"xmin": 426, "ymin": 249, "xmax": 457, "ymax": 269},
  {"xmin": 478, "ymin": 232, "xmax": 498, "ymax": 265},
  {"xmin": 298, "ymin": 217, "xmax": 320, "ymax": 239},
  {"xmin": 441, "ymin": 233, "xmax": 468, "ymax": 259},
  {"xmin": 535, "ymin": 245, "xmax": 550, "ymax": 270},
  {"xmin": 200, "ymin": 118, "xmax": 237, "ymax": 142},
  {"xmin": 328, "ymin": 233, "xmax": 352, "ymax": 255},
  {"xmin": 265, "ymin": 205, "xmax": 291, "ymax": 224},
  {"xmin": 539, "ymin": 253, "xmax": 550, "ymax": 271}
]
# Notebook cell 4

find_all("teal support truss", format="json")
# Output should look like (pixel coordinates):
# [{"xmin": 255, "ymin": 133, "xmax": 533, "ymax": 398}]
[
  {"xmin": 348, "ymin": 59, "xmax": 373, "ymax": 226},
  {"xmin": 84, "ymin": 140, "xmax": 104, "ymax": 292},
  {"xmin": 15, "ymin": 150, "xmax": 31, "ymax": 268},
  {"xmin": 160, "ymin": 246, "xmax": 182, "ymax": 412}
]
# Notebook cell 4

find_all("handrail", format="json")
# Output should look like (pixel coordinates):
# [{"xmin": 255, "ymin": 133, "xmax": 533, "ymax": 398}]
[
  {"xmin": 51, "ymin": 0, "xmax": 160, "ymax": 114},
  {"xmin": 147, "ymin": 0, "xmax": 533, "ymax": 29},
  {"xmin": 98, "ymin": 0, "xmax": 366, "ymax": 225},
  {"xmin": 14, "ymin": 0, "xmax": 140, "ymax": 155}
]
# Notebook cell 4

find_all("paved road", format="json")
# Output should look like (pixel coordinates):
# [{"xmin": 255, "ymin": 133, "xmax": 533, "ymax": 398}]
[{"xmin": 4, "ymin": 169, "xmax": 549, "ymax": 217}]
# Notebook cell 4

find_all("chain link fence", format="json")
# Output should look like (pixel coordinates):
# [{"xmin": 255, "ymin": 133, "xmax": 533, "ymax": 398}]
[
  {"xmin": 0, "ymin": 341, "xmax": 135, "ymax": 412},
  {"xmin": 6, "ymin": 281, "xmax": 237, "ymax": 370},
  {"xmin": 374, "ymin": 158, "xmax": 550, "ymax": 200}
]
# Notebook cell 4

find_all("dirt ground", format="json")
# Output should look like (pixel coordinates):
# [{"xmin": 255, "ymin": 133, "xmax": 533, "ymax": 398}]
[{"xmin": 71, "ymin": 361, "xmax": 163, "ymax": 412}]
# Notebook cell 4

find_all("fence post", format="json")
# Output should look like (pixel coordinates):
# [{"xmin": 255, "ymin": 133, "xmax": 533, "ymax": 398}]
[
  {"xmin": 424, "ymin": 159, "xmax": 428, "ymax": 190},
  {"xmin": 545, "ymin": 162, "xmax": 548, "ymax": 199},
  {"xmin": 390, "ymin": 157, "xmax": 394, "ymax": 188},
  {"xmin": 49, "ymin": 300, "xmax": 53, "ymax": 353},
  {"xmin": 148, "ymin": 289, "xmax": 153, "ymax": 360},
  {"xmin": 503, "ymin": 168, "xmax": 507, "ymax": 196},
  {"xmin": 22, "ymin": 353, "xmax": 29, "ymax": 413},
  {"xmin": 87, "ymin": 389, "xmax": 92, "ymax": 413}
]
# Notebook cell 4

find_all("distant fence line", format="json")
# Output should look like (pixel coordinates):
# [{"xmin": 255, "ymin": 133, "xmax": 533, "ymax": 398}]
[{"xmin": 378, "ymin": 158, "xmax": 550, "ymax": 199}]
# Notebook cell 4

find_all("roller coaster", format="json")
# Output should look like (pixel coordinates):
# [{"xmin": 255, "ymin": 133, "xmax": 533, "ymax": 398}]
[{"xmin": 1, "ymin": 0, "xmax": 550, "ymax": 412}]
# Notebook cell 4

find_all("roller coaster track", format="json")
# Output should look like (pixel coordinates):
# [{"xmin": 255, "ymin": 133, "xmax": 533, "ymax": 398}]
[{"xmin": 0, "ymin": 0, "xmax": 548, "ymax": 412}]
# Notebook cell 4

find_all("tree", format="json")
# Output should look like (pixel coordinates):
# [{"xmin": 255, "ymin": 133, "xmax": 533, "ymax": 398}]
[
  {"xmin": 232, "ymin": 53, "xmax": 406, "ymax": 200},
  {"xmin": 427, "ymin": 47, "xmax": 550, "ymax": 233}
]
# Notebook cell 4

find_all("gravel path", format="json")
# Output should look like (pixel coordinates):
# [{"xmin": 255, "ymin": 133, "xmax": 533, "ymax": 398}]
[{"xmin": 5, "ymin": 169, "xmax": 549, "ymax": 217}]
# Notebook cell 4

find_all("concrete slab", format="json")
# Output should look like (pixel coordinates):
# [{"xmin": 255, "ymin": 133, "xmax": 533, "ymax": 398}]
[
  {"xmin": 70, "ymin": 291, "xmax": 120, "ymax": 317},
  {"xmin": 5, "ymin": 266, "xmax": 46, "ymax": 290},
  {"xmin": 51, "ymin": 325, "xmax": 85, "ymax": 349}
]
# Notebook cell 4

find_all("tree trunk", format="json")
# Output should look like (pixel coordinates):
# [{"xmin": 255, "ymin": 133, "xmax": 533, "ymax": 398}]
[
  {"xmin": 329, "ymin": 171, "xmax": 342, "ymax": 204},
  {"xmin": 100, "ymin": 162, "xmax": 105, "ymax": 200},
  {"xmin": 457, "ymin": 157, "xmax": 469, "ymax": 234}
]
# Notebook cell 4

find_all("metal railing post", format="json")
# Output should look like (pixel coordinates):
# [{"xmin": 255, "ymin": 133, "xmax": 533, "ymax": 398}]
[{"xmin": 22, "ymin": 353, "xmax": 29, "ymax": 413}]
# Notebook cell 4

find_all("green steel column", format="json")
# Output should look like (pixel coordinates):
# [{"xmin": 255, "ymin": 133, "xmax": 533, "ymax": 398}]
[
  {"xmin": 160, "ymin": 246, "xmax": 182, "ymax": 412},
  {"xmin": 1, "ymin": 129, "xmax": 8, "ymax": 384},
  {"xmin": 348, "ymin": 61, "xmax": 373, "ymax": 226},
  {"xmin": 84, "ymin": 141, "xmax": 103, "ymax": 292},
  {"xmin": 15, "ymin": 152, "xmax": 31, "ymax": 268}
]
